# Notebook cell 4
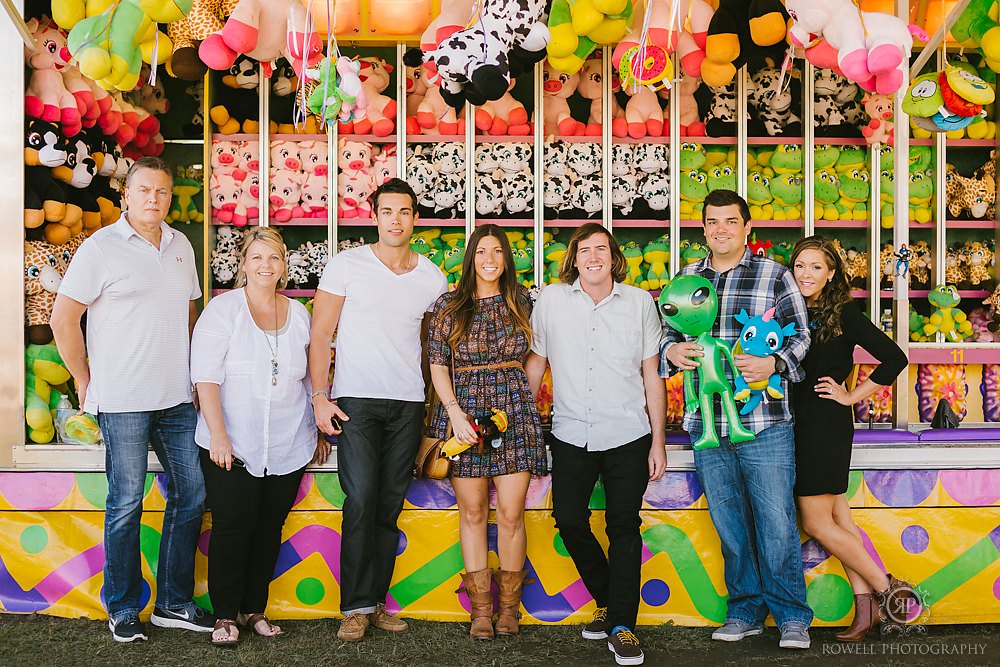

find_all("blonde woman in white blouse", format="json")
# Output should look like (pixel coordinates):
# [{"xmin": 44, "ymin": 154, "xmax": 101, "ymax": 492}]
[{"xmin": 191, "ymin": 227, "xmax": 328, "ymax": 646}]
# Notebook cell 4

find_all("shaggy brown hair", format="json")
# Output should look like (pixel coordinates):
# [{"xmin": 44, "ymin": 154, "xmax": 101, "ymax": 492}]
[{"xmin": 559, "ymin": 223, "xmax": 627, "ymax": 284}]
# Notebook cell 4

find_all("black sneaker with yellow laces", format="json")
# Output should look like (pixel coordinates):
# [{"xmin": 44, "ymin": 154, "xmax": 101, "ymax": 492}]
[
  {"xmin": 581, "ymin": 606, "xmax": 609, "ymax": 639},
  {"xmin": 607, "ymin": 626, "xmax": 644, "ymax": 666}
]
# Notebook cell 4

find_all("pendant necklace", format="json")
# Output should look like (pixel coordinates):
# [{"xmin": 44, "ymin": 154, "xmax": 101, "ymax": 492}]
[{"xmin": 248, "ymin": 290, "xmax": 279, "ymax": 386}]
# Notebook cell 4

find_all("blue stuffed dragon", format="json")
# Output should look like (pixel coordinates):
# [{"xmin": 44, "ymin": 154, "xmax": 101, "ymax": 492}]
[{"xmin": 732, "ymin": 307, "xmax": 797, "ymax": 415}]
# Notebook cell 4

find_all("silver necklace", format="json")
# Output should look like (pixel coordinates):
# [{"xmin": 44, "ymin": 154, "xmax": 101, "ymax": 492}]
[
  {"xmin": 374, "ymin": 242, "xmax": 415, "ymax": 274},
  {"xmin": 247, "ymin": 290, "xmax": 279, "ymax": 386}
]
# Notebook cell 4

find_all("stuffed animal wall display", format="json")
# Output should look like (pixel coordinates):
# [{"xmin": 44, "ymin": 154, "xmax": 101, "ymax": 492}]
[
  {"xmin": 404, "ymin": 0, "xmax": 548, "ymax": 109},
  {"xmin": 209, "ymin": 55, "xmax": 260, "ymax": 134}
]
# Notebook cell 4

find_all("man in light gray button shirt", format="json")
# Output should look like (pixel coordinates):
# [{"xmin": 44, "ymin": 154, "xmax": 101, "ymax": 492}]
[{"xmin": 525, "ymin": 223, "xmax": 666, "ymax": 666}]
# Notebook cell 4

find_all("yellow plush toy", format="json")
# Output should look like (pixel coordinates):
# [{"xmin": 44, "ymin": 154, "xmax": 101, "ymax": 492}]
[{"xmin": 547, "ymin": 0, "xmax": 634, "ymax": 74}]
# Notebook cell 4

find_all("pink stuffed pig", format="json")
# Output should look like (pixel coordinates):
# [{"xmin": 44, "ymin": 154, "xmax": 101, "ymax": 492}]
[
  {"xmin": 540, "ymin": 63, "xmax": 585, "ymax": 136},
  {"xmin": 861, "ymin": 92, "xmax": 894, "ymax": 146},
  {"xmin": 270, "ymin": 140, "xmax": 302, "ymax": 171},
  {"xmin": 210, "ymin": 172, "xmax": 242, "ymax": 223},
  {"xmin": 232, "ymin": 172, "xmax": 260, "ymax": 226},
  {"xmin": 269, "ymin": 168, "xmax": 304, "ymax": 222},
  {"xmin": 372, "ymin": 146, "xmax": 397, "ymax": 186},
  {"xmin": 338, "ymin": 138, "xmax": 374, "ymax": 172},
  {"xmin": 298, "ymin": 140, "xmax": 329, "ymax": 176},
  {"xmin": 338, "ymin": 170, "xmax": 376, "ymax": 218},
  {"xmin": 211, "ymin": 140, "xmax": 245, "ymax": 179},
  {"xmin": 300, "ymin": 171, "xmax": 329, "ymax": 218}
]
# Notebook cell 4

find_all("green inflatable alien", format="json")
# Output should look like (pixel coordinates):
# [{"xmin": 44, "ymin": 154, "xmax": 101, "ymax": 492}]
[{"xmin": 659, "ymin": 275, "xmax": 756, "ymax": 450}]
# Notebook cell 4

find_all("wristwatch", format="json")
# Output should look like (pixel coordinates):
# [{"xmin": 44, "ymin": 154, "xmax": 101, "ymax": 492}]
[{"xmin": 771, "ymin": 354, "xmax": 787, "ymax": 376}]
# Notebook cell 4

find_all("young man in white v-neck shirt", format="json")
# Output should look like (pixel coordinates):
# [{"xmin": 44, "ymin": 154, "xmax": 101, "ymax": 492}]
[{"xmin": 309, "ymin": 178, "xmax": 447, "ymax": 641}]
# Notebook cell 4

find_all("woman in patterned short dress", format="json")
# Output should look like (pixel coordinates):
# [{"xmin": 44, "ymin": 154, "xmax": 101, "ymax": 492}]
[{"xmin": 426, "ymin": 224, "xmax": 546, "ymax": 640}]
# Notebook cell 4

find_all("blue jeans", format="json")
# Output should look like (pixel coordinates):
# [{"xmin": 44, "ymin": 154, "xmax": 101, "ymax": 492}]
[
  {"xmin": 99, "ymin": 402, "xmax": 206, "ymax": 623},
  {"xmin": 692, "ymin": 421, "xmax": 812, "ymax": 629}
]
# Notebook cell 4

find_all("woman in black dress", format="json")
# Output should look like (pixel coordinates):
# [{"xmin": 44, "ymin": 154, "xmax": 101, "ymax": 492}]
[
  {"xmin": 426, "ymin": 224, "xmax": 546, "ymax": 640},
  {"xmin": 790, "ymin": 236, "xmax": 914, "ymax": 642}
]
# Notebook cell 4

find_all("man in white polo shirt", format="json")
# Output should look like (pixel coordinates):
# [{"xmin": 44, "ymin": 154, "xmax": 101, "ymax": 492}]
[
  {"xmin": 309, "ymin": 178, "xmax": 447, "ymax": 642},
  {"xmin": 525, "ymin": 223, "xmax": 666, "ymax": 667},
  {"xmin": 50, "ymin": 157, "xmax": 212, "ymax": 643}
]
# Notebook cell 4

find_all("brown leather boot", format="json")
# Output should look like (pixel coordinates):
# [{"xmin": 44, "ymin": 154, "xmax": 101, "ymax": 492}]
[
  {"xmin": 494, "ymin": 570, "xmax": 526, "ymax": 636},
  {"xmin": 875, "ymin": 573, "xmax": 918, "ymax": 629},
  {"xmin": 835, "ymin": 593, "xmax": 879, "ymax": 642},
  {"xmin": 461, "ymin": 569, "xmax": 494, "ymax": 640}
]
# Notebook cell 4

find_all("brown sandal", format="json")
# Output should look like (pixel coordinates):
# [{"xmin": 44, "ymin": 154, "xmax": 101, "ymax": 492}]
[
  {"xmin": 211, "ymin": 619, "xmax": 239, "ymax": 646},
  {"xmin": 239, "ymin": 612, "xmax": 283, "ymax": 637}
]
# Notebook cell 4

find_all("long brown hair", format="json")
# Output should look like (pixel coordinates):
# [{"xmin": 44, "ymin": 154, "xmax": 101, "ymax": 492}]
[
  {"xmin": 559, "ymin": 223, "xmax": 627, "ymax": 284},
  {"xmin": 443, "ymin": 224, "xmax": 532, "ymax": 349},
  {"xmin": 790, "ymin": 235, "xmax": 853, "ymax": 344}
]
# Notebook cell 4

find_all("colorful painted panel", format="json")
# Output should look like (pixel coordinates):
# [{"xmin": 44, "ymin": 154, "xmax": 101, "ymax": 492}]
[{"xmin": 1, "ymin": 508, "xmax": 999, "ymax": 625}]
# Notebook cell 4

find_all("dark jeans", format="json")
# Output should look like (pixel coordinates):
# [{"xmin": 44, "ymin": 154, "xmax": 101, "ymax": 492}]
[
  {"xmin": 693, "ymin": 421, "xmax": 812, "ymax": 629},
  {"xmin": 337, "ymin": 396, "xmax": 424, "ymax": 615},
  {"xmin": 98, "ymin": 402, "xmax": 206, "ymax": 624},
  {"xmin": 550, "ymin": 432, "xmax": 651, "ymax": 631},
  {"xmin": 199, "ymin": 449, "xmax": 306, "ymax": 620}
]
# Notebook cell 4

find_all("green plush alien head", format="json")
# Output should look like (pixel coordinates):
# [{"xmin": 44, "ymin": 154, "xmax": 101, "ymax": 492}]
[
  {"xmin": 928, "ymin": 283, "xmax": 961, "ymax": 308},
  {"xmin": 679, "ymin": 142, "xmax": 708, "ymax": 170},
  {"xmin": 771, "ymin": 144, "xmax": 803, "ymax": 174},
  {"xmin": 903, "ymin": 72, "xmax": 944, "ymax": 118},
  {"xmin": 658, "ymin": 274, "xmax": 718, "ymax": 336}
]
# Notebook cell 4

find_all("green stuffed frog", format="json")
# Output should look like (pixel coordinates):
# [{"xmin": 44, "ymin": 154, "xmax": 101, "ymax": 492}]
[{"xmin": 923, "ymin": 284, "xmax": 974, "ymax": 342}]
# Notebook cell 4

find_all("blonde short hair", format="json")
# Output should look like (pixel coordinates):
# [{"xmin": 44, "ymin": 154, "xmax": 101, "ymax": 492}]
[{"xmin": 235, "ymin": 227, "xmax": 289, "ymax": 291}]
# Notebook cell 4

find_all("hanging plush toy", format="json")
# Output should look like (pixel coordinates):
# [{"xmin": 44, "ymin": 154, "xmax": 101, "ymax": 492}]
[
  {"xmin": 25, "ymin": 17, "xmax": 83, "ymax": 138},
  {"xmin": 403, "ymin": 0, "xmax": 549, "ymax": 109},
  {"xmin": 166, "ymin": 0, "xmax": 226, "ymax": 80},
  {"xmin": 66, "ymin": 0, "xmax": 180, "ymax": 91},
  {"xmin": 785, "ymin": 0, "xmax": 928, "ymax": 95},
  {"xmin": 701, "ymin": 0, "xmax": 789, "ymax": 87},
  {"xmin": 305, "ymin": 55, "xmax": 365, "ymax": 128},
  {"xmin": 547, "ymin": 0, "xmax": 635, "ymax": 75},
  {"xmin": 658, "ymin": 274, "xmax": 756, "ymax": 450},
  {"xmin": 611, "ymin": 0, "xmax": 713, "ymax": 80}
]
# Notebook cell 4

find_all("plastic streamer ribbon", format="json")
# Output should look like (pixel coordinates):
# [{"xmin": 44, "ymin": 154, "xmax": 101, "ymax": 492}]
[
  {"xmin": 776, "ymin": 43, "xmax": 795, "ymax": 94},
  {"xmin": 148, "ymin": 23, "xmax": 158, "ymax": 86}
]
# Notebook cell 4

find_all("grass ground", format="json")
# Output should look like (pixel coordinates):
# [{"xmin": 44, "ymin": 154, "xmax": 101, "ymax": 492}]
[{"xmin": 0, "ymin": 615, "xmax": 997, "ymax": 667}]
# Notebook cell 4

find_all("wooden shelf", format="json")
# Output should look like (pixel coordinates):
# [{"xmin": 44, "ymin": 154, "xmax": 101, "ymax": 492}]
[
  {"xmin": 747, "ymin": 136, "xmax": 803, "ymax": 145},
  {"xmin": 854, "ymin": 344, "xmax": 1000, "ymax": 365},
  {"xmin": 945, "ymin": 139, "xmax": 997, "ymax": 147},
  {"xmin": 476, "ymin": 218, "xmax": 534, "ymax": 227},
  {"xmin": 850, "ymin": 290, "xmax": 870, "ymax": 298},
  {"xmin": 210, "ymin": 217, "xmax": 259, "ymax": 226},
  {"xmin": 909, "ymin": 289, "xmax": 990, "ymax": 298},
  {"xmin": 473, "ymin": 135, "xmax": 542, "ymax": 142},
  {"xmin": 269, "ymin": 133, "xmax": 328, "ymax": 141},
  {"xmin": 614, "ymin": 218, "xmax": 670, "ymax": 228},
  {"xmin": 815, "ymin": 219, "xmax": 869, "ymax": 228},
  {"xmin": 270, "ymin": 217, "xmax": 329, "ymax": 226},
  {"xmin": 945, "ymin": 220, "xmax": 997, "ymax": 229},
  {"xmin": 407, "ymin": 133, "xmax": 466, "ymax": 142},
  {"xmin": 612, "ymin": 135, "xmax": 672, "ymax": 144},
  {"xmin": 814, "ymin": 137, "xmax": 870, "ymax": 146},
  {"xmin": 909, "ymin": 138, "xmax": 934, "ymax": 146},
  {"xmin": 211, "ymin": 133, "xmax": 258, "ymax": 141},
  {"xmin": 746, "ymin": 219, "xmax": 804, "ymax": 228},
  {"xmin": 545, "ymin": 218, "xmax": 602, "ymax": 227}
]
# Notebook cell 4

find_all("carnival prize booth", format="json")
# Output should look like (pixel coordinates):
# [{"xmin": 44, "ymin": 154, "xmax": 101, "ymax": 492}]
[{"xmin": 1, "ymin": 0, "xmax": 999, "ymax": 627}]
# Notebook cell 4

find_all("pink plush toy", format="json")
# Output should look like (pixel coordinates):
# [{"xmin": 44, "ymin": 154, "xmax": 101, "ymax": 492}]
[
  {"xmin": 58, "ymin": 63, "xmax": 99, "ymax": 130},
  {"xmin": 232, "ymin": 171, "xmax": 260, "ymax": 226},
  {"xmin": 338, "ymin": 170, "xmax": 376, "ymax": 218},
  {"xmin": 372, "ymin": 146, "xmax": 397, "ymax": 186},
  {"xmin": 415, "ymin": 0, "xmax": 476, "ymax": 86},
  {"xmin": 576, "ymin": 56, "xmax": 623, "ymax": 136},
  {"xmin": 199, "ymin": 0, "xmax": 322, "ymax": 77},
  {"xmin": 25, "ymin": 17, "xmax": 83, "ymax": 137},
  {"xmin": 210, "ymin": 172, "xmax": 242, "ymax": 223},
  {"xmin": 414, "ymin": 81, "xmax": 466, "ymax": 135},
  {"xmin": 237, "ymin": 140, "xmax": 260, "ymax": 175},
  {"xmin": 675, "ymin": 74, "xmax": 706, "ymax": 136},
  {"xmin": 405, "ymin": 65, "xmax": 428, "ymax": 119},
  {"xmin": 211, "ymin": 140, "xmax": 245, "ymax": 179},
  {"xmin": 352, "ymin": 57, "xmax": 397, "ymax": 136},
  {"xmin": 300, "ymin": 171, "xmax": 328, "ymax": 219},
  {"xmin": 270, "ymin": 140, "xmax": 302, "ymax": 171},
  {"xmin": 612, "ymin": 0, "xmax": 713, "ymax": 78},
  {"xmin": 621, "ymin": 83, "xmax": 664, "ymax": 139},
  {"xmin": 338, "ymin": 138, "xmax": 374, "ymax": 172},
  {"xmin": 269, "ymin": 168, "xmax": 304, "ymax": 222},
  {"xmin": 475, "ymin": 80, "xmax": 531, "ymax": 136},
  {"xmin": 540, "ymin": 62, "xmax": 586, "ymax": 136},
  {"xmin": 861, "ymin": 92, "xmax": 894, "ymax": 146},
  {"xmin": 110, "ymin": 92, "xmax": 138, "ymax": 145},
  {"xmin": 786, "ymin": 0, "xmax": 928, "ymax": 95},
  {"xmin": 298, "ymin": 140, "xmax": 328, "ymax": 177}
]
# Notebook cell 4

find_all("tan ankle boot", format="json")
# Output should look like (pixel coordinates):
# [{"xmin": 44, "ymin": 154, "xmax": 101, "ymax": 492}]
[
  {"xmin": 461, "ymin": 569, "xmax": 494, "ymax": 640},
  {"xmin": 836, "ymin": 593, "xmax": 879, "ymax": 642},
  {"xmin": 875, "ymin": 573, "xmax": 919, "ymax": 632},
  {"xmin": 494, "ymin": 570, "xmax": 526, "ymax": 636}
]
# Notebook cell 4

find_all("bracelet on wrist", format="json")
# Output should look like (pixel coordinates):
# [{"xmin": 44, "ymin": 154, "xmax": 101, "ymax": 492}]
[
  {"xmin": 443, "ymin": 399, "xmax": 459, "ymax": 410},
  {"xmin": 310, "ymin": 390, "xmax": 328, "ymax": 400}
]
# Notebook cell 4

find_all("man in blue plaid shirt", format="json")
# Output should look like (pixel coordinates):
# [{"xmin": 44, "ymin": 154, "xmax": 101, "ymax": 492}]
[{"xmin": 660, "ymin": 190, "xmax": 813, "ymax": 649}]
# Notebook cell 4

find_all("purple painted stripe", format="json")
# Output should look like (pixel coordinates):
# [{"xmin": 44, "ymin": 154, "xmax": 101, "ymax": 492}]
[
  {"xmin": 989, "ymin": 524, "xmax": 1000, "ymax": 552},
  {"xmin": 33, "ymin": 543, "xmax": 106, "ymax": 602},
  {"xmin": 272, "ymin": 524, "xmax": 341, "ymax": 582},
  {"xmin": 559, "ymin": 578, "xmax": 595, "ymax": 609}
]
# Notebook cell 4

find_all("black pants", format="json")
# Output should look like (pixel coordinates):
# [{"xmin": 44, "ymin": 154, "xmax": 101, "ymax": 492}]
[
  {"xmin": 199, "ymin": 449, "xmax": 306, "ymax": 620},
  {"xmin": 550, "ymin": 432, "xmax": 651, "ymax": 631},
  {"xmin": 336, "ymin": 396, "xmax": 424, "ymax": 614}
]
